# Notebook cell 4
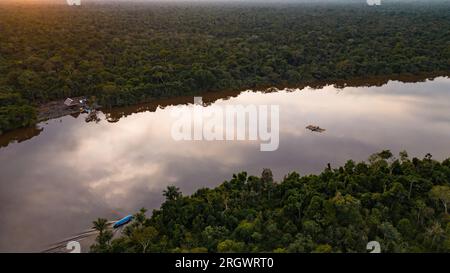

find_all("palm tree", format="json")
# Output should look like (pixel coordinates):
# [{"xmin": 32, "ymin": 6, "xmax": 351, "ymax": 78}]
[
  {"xmin": 93, "ymin": 218, "xmax": 109, "ymax": 235},
  {"xmin": 163, "ymin": 186, "xmax": 182, "ymax": 201},
  {"xmin": 91, "ymin": 218, "xmax": 113, "ymax": 251}
]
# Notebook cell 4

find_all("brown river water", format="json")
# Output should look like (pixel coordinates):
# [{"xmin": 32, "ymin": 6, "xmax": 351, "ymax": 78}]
[{"xmin": 0, "ymin": 76, "xmax": 450, "ymax": 252}]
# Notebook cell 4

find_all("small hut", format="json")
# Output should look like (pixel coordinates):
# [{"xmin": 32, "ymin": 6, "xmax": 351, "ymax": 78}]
[{"xmin": 64, "ymin": 98, "xmax": 81, "ymax": 108}]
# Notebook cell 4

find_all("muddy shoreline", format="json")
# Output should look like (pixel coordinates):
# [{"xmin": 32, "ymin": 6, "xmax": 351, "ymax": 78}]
[{"xmin": 37, "ymin": 96, "xmax": 101, "ymax": 122}]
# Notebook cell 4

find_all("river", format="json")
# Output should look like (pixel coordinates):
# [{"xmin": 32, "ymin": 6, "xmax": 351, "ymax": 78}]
[{"xmin": 0, "ymin": 76, "xmax": 449, "ymax": 252}]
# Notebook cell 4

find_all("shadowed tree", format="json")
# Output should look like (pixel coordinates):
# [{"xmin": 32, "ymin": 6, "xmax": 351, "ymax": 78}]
[
  {"xmin": 163, "ymin": 185, "xmax": 182, "ymax": 202},
  {"xmin": 91, "ymin": 218, "xmax": 113, "ymax": 253}
]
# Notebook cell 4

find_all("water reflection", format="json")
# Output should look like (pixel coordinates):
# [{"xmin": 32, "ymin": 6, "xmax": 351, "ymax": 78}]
[
  {"xmin": 0, "ymin": 126, "xmax": 43, "ymax": 148},
  {"xmin": 0, "ymin": 76, "xmax": 450, "ymax": 252}
]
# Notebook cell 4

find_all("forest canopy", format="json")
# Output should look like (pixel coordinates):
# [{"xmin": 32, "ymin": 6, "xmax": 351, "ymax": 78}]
[
  {"xmin": 90, "ymin": 151, "xmax": 450, "ymax": 253},
  {"xmin": 0, "ymin": 1, "xmax": 449, "ymax": 133}
]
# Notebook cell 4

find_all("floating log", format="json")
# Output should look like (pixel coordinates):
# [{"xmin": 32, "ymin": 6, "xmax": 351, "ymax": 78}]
[{"xmin": 306, "ymin": 125, "xmax": 326, "ymax": 133}]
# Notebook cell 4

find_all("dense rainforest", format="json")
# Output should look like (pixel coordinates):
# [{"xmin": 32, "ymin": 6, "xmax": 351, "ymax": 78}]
[
  {"xmin": 90, "ymin": 151, "xmax": 450, "ymax": 253},
  {"xmin": 0, "ymin": 1, "xmax": 450, "ymax": 133}
]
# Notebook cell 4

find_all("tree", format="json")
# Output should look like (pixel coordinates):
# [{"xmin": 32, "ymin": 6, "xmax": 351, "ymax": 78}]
[
  {"xmin": 217, "ymin": 240, "xmax": 245, "ymax": 253},
  {"xmin": 93, "ymin": 218, "xmax": 109, "ymax": 234},
  {"xmin": 91, "ymin": 218, "xmax": 113, "ymax": 253},
  {"xmin": 261, "ymin": 168, "xmax": 273, "ymax": 184},
  {"xmin": 426, "ymin": 222, "xmax": 445, "ymax": 250},
  {"xmin": 233, "ymin": 220, "xmax": 255, "ymax": 243},
  {"xmin": 314, "ymin": 244, "xmax": 332, "ymax": 253},
  {"xmin": 131, "ymin": 226, "xmax": 158, "ymax": 253},
  {"xmin": 93, "ymin": 151, "xmax": 450, "ymax": 253},
  {"xmin": 163, "ymin": 186, "xmax": 182, "ymax": 202},
  {"xmin": 429, "ymin": 186, "xmax": 450, "ymax": 214}
]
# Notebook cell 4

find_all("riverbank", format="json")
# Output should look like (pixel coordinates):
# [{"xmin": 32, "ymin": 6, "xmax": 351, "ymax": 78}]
[
  {"xmin": 35, "ymin": 71, "xmax": 450, "ymax": 124},
  {"xmin": 37, "ymin": 97, "xmax": 101, "ymax": 123}
]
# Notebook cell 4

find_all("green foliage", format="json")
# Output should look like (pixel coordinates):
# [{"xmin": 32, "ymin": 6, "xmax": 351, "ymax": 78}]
[
  {"xmin": 90, "ymin": 218, "xmax": 114, "ymax": 253},
  {"xmin": 0, "ymin": 89, "xmax": 37, "ymax": 133},
  {"xmin": 1, "ymin": 2, "xmax": 450, "ymax": 132},
  {"xmin": 217, "ymin": 240, "xmax": 246, "ymax": 253},
  {"xmin": 92, "ymin": 151, "xmax": 450, "ymax": 253},
  {"xmin": 0, "ymin": 104, "xmax": 36, "ymax": 134},
  {"xmin": 429, "ymin": 186, "xmax": 450, "ymax": 214}
]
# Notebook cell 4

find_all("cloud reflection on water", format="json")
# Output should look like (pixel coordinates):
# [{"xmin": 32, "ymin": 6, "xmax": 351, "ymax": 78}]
[{"xmin": 0, "ymin": 77, "xmax": 449, "ymax": 252}]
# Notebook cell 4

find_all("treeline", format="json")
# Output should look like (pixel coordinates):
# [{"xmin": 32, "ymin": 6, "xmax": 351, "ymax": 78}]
[
  {"xmin": 1, "ymin": 2, "xmax": 450, "ymax": 133},
  {"xmin": 0, "ymin": 92, "xmax": 36, "ymax": 134},
  {"xmin": 91, "ymin": 151, "xmax": 450, "ymax": 253}
]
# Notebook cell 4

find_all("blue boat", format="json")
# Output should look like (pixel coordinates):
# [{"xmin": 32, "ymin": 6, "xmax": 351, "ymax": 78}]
[{"xmin": 113, "ymin": 215, "xmax": 133, "ymax": 229}]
